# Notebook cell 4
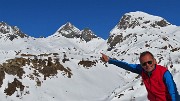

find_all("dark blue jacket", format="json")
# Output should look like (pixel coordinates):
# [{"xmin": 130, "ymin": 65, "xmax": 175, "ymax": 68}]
[{"xmin": 108, "ymin": 58, "xmax": 179, "ymax": 101}]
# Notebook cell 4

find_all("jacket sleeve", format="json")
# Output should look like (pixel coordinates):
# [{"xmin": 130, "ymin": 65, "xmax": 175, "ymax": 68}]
[
  {"xmin": 164, "ymin": 70, "xmax": 179, "ymax": 101},
  {"xmin": 108, "ymin": 58, "xmax": 142, "ymax": 74}
]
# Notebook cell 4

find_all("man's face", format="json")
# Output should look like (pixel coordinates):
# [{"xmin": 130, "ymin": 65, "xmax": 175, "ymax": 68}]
[{"xmin": 140, "ymin": 54, "xmax": 156, "ymax": 72}]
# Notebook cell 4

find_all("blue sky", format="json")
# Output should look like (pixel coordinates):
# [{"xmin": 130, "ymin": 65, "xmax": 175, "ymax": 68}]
[{"xmin": 0, "ymin": 0, "xmax": 179, "ymax": 39}]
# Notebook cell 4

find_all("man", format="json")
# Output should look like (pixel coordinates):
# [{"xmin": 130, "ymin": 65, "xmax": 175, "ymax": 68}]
[{"xmin": 101, "ymin": 51, "xmax": 179, "ymax": 101}]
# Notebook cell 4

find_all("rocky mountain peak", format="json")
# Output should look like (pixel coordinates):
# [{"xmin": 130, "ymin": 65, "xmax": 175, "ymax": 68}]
[
  {"xmin": 107, "ymin": 11, "xmax": 174, "ymax": 51},
  {"xmin": 53, "ymin": 22, "xmax": 100, "ymax": 43},
  {"xmin": 0, "ymin": 22, "xmax": 28, "ymax": 41},
  {"xmin": 117, "ymin": 11, "xmax": 171, "ymax": 30},
  {"xmin": 0, "ymin": 22, "xmax": 11, "ymax": 34},
  {"xmin": 57, "ymin": 22, "xmax": 81, "ymax": 38},
  {"xmin": 81, "ymin": 28, "xmax": 97, "ymax": 42}
]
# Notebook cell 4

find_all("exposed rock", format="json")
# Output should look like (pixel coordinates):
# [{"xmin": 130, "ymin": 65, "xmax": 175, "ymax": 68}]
[
  {"xmin": 4, "ymin": 78, "xmax": 24, "ymax": 96},
  {"xmin": 58, "ymin": 22, "xmax": 81, "ymax": 38},
  {"xmin": 78, "ymin": 60, "xmax": 97, "ymax": 69},
  {"xmin": 117, "ymin": 15, "xmax": 140, "ymax": 30},
  {"xmin": 0, "ymin": 53, "xmax": 73, "ymax": 96},
  {"xmin": 81, "ymin": 28, "xmax": 97, "ymax": 42},
  {"xmin": 0, "ymin": 22, "xmax": 28, "ymax": 41}
]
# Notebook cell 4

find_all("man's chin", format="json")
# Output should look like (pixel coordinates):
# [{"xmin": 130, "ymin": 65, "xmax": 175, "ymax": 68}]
[{"xmin": 145, "ymin": 69, "xmax": 152, "ymax": 72}]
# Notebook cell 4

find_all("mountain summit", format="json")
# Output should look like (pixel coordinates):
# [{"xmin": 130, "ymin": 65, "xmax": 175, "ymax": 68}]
[
  {"xmin": 107, "ymin": 11, "xmax": 174, "ymax": 50},
  {"xmin": 80, "ymin": 28, "xmax": 97, "ymax": 42},
  {"xmin": 51, "ymin": 22, "xmax": 99, "ymax": 42},
  {"xmin": 116, "ymin": 11, "xmax": 171, "ymax": 30},
  {"xmin": 0, "ymin": 22, "xmax": 28, "ymax": 41},
  {"xmin": 56, "ymin": 22, "xmax": 81, "ymax": 38}
]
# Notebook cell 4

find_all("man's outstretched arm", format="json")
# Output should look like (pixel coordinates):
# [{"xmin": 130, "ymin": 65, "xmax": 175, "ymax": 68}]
[
  {"xmin": 101, "ymin": 53, "xmax": 142, "ymax": 74},
  {"xmin": 108, "ymin": 58, "xmax": 142, "ymax": 74}
]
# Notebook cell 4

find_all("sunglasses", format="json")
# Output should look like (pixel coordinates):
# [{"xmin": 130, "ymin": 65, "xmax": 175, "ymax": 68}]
[{"xmin": 141, "ymin": 61, "xmax": 153, "ymax": 66}]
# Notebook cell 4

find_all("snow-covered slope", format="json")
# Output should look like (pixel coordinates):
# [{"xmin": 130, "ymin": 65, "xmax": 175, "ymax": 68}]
[{"xmin": 0, "ymin": 11, "xmax": 180, "ymax": 101}]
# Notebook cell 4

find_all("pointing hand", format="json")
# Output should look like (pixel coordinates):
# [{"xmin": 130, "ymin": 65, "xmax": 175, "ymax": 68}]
[{"xmin": 100, "ymin": 53, "xmax": 109, "ymax": 62}]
